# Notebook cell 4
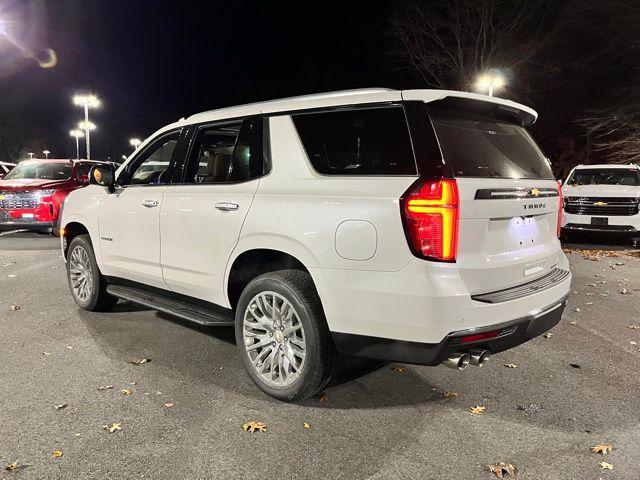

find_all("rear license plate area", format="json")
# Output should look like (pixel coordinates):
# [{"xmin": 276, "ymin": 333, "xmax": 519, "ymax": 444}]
[{"xmin": 591, "ymin": 217, "xmax": 608, "ymax": 226}]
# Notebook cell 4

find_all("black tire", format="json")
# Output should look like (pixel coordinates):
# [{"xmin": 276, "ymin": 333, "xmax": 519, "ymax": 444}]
[
  {"xmin": 235, "ymin": 270, "xmax": 339, "ymax": 402},
  {"xmin": 66, "ymin": 234, "xmax": 118, "ymax": 311}
]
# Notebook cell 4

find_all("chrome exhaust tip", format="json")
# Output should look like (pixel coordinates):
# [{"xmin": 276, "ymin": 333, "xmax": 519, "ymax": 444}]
[
  {"xmin": 443, "ymin": 352, "xmax": 471, "ymax": 370},
  {"xmin": 469, "ymin": 349, "xmax": 491, "ymax": 367}
]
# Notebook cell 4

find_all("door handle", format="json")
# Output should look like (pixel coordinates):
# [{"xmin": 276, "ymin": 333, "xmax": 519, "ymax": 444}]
[
  {"xmin": 215, "ymin": 202, "xmax": 239, "ymax": 212},
  {"xmin": 142, "ymin": 199, "xmax": 159, "ymax": 208}
]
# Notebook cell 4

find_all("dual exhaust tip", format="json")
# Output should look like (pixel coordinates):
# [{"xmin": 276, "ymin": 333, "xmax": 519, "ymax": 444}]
[{"xmin": 443, "ymin": 350, "xmax": 490, "ymax": 370}]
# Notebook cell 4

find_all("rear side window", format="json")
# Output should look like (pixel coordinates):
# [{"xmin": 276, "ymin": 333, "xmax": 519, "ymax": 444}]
[
  {"xmin": 428, "ymin": 107, "xmax": 554, "ymax": 179},
  {"xmin": 292, "ymin": 106, "xmax": 417, "ymax": 175}
]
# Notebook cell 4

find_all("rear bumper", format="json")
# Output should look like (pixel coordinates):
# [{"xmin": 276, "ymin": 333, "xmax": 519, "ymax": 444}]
[
  {"xmin": 333, "ymin": 294, "xmax": 567, "ymax": 365},
  {"xmin": 0, "ymin": 217, "xmax": 54, "ymax": 231}
]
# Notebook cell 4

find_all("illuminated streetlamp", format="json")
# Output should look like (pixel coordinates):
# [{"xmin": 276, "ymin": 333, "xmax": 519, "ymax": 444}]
[
  {"xmin": 27, "ymin": 152, "xmax": 34, "ymax": 159},
  {"xmin": 129, "ymin": 138, "xmax": 141, "ymax": 150},
  {"xmin": 475, "ymin": 73, "xmax": 506, "ymax": 97},
  {"xmin": 42, "ymin": 150, "xmax": 50, "ymax": 159},
  {"xmin": 69, "ymin": 129, "xmax": 85, "ymax": 159},
  {"xmin": 73, "ymin": 94, "xmax": 100, "ymax": 159}
]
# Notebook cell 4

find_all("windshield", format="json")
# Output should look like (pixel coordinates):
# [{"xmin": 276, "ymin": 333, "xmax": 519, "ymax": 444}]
[
  {"xmin": 428, "ymin": 107, "xmax": 554, "ymax": 179},
  {"xmin": 3, "ymin": 162, "xmax": 72, "ymax": 181},
  {"xmin": 566, "ymin": 168, "xmax": 640, "ymax": 186}
]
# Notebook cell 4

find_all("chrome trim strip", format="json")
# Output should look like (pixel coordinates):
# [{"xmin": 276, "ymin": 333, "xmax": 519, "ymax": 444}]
[
  {"xmin": 471, "ymin": 268, "xmax": 570, "ymax": 304},
  {"xmin": 475, "ymin": 187, "xmax": 558, "ymax": 200}
]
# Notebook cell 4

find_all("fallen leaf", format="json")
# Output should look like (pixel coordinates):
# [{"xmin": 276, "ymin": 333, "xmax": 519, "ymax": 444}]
[
  {"xmin": 163, "ymin": 402, "xmax": 175, "ymax": 408},
  {"xmin": 9, "ymin": 304, "xmax": 20, "ymax": 311},
  {"xmin": 631, "ymin": 341, "xmax": 637, "ymax": 345},
  {"xmin": 620, "ymin": 288, "xmax": 629, "ymax": 295},
  {"xmin": 4, "ymin": 461, "xmax": 19, "ymax": 472},
  {"xmin": 390, "ymin": 366, "xmax": 406, "ymax": 373},
  {"xmin": 569, "ymin": 363, "xmax": 581, "ymax": 369},
  {"xmin": 97, "ymin": 385, "xmax": 113, "ymax": 390},
  {"xmin": 303, "ymin": 422, "xmax": 311, "ymax": 429},
  {"xmin": 585, "ymin": 292, "xmax": 595, "ymax": 296},
  {"xmin": 600, "ymin": 461, "xmax": 613, "ymax": 470},
  {"xmin": 587, "ymin": 283, "xmax": 597, "ymax": 287},
  {"xmin": 544, "ymin": 333, "xmax": 554, "ymax": 339},
  {"xmin": 503, "ymin": 364, "xmax": 518, "ymax": 369},
  {"xmin": 131, "ymin": 357, "xmax": 151, "ymax": 365},
  {"xmin": 469, "ymin": 405, "xmax": 486, "ymax": 414},
  {"xmin": 628, "ymin": 325, "xmax": 640, "ymax": 330},
  {"xmin": 488, "ymin": 462, "xmax": 517, "ymax": 478},
  {"xmin": 121, "ymin": 388, "xmax": 132, "ymax": 396},
  {"xmin": 103, "ymin": 422, "xmax": 122, "ymax": 433},
  {"xmin": 318, "ymin": 393, "xmax": 328, "ymax": 402},
  {"xmin": 242, "ymin": 421, "xmax": 267, "ymax": 433},
  {"xmin": 592, "ymin": 444, "xmax": 613, "ymax": 455},
  {"xmin": 574, "ymin": 307, "xmax": 581, "ymax": 312},
  {"xmin": 54, "ymin": 403, "xmax": 67, "ymax": 410},
  {"xmin": 443, "ymin": 390, "xmax": 459, "ymax": 398},
  {"xmin": 585, "ymin": 302, "xmax": 593, "ymax": 306},
  {"xmin": 52, "ymin": 450, "xmax": 63, "ymax": 458},
  {"xmin": 42, "ymin": 352, "xmax": 51, "ymax": 356},
  {"xmin": 569, "ymin": 321, "xmax": 577, "ymax": 326}
]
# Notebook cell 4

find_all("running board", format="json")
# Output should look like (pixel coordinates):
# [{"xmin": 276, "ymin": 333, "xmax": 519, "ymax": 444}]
[{"xmin": 106, "ymin": 285, "xmax": 235, "ymax": 326}]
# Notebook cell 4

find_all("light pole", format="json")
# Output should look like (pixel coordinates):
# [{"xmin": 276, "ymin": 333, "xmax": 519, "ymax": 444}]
[
  {"xmin": 69, "ymin": 129, "xmax": 84, "ymax": 159},
  {"xmin": 73, "ymin": 94, "xmax": 100, "ymax": 159},
  {"xmin": 43, "ymin": 150, "xmax": 50, "ymax": 159},
  {"xmin": 129, "ymin": 138, "xmax": 141, "ymax": 150},
  {"xmin": 475, "ymin": 73, "xmax": 506, "ymax": 97},
  {"xmin": 27, "ymin": 152, "xmax": 34, "ymax": 159},
  {"xmin": 78, "ymin": 121, "xmax": 97, "ymax": 158}
]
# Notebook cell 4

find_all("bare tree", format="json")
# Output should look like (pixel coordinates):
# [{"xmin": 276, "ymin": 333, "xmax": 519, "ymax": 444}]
[{"xmin": 387, "ymin": 0, "xmax": 558, "ymax": 92}]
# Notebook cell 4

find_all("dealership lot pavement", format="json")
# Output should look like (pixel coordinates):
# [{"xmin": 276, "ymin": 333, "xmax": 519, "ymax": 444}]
[{"xmin": 1, "ymin": 232, "xmax": 639, "ymax": 480}]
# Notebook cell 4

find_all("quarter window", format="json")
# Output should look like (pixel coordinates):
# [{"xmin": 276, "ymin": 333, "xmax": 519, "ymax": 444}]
[{"xmin": 292, "ymin": 106, "xmax": 417, "ymax": 175}]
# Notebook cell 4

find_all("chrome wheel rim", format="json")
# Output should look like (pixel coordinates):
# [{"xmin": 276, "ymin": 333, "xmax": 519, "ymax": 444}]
[
  {"xmin": 69, "ymin": 245, "xmax": 93, "ymax": 302},
  {"xmin": 243, "ymin": 291, "xmax": 306, "ymax": 387}
]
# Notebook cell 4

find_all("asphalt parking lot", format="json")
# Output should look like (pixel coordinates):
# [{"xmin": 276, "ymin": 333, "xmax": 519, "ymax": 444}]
[{"xmin": 1, "ymin": 232, "xmax": 639, "ymax": 480}]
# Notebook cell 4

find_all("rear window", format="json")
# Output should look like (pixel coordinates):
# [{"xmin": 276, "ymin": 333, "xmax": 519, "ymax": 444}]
[
  {"xmin": 566, "ymin": 168, "xmax": 640, "ymax": 186},
  {"xmin": 292, "ymin": 106, "xmax": 417, "ymax": 175},
  {"xmin": 428, "ymin": 107, "xmax": 554, "ymax": 179}
]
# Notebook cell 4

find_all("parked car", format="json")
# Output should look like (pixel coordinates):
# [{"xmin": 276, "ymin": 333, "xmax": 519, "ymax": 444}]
[
  {"xmin": 0, "ymin": 161, "xmax": 16, "ymax": 178},
  {"xmin": 0, "ymin": 159, "xmax": 101, "ymax": 235},
  {"xmin": 60, "ymin": 88, "xmax": 571, "ymax": 401},
  {"xmin": 561, "ymin": 164, "xmax": 640, "ymax": 240}
]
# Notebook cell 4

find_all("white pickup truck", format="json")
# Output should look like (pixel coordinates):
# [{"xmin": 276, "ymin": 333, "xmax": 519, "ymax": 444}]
[{"xmin": 561, "ymin": 164, "xmax": 640, "ymax": 241}]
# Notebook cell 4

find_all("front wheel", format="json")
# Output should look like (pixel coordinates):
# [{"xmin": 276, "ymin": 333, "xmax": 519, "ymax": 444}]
[
  {"xmin": 66, "ymin": 234, "xmax": 118, "ymax": 311},
  {"xmin": 235, "ymin": 270, "xmax": 338, "ymax": 402}
]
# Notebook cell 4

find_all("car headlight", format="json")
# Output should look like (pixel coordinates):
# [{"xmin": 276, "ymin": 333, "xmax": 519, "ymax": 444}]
[{"xmin": 35, "ymin": 189, "xmax": 56, "ymax": 202}]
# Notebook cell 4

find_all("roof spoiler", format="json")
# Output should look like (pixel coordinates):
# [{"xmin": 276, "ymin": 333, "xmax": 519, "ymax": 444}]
[{"xmin": 426, "ymin": 96, "xmax": 536, "ymax": 126}]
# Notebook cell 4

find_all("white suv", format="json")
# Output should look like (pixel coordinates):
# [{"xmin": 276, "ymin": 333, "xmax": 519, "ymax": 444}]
[
  {"xmin": 561, "ymin": 164, "xmax": 640, "ymax": 240},
  {"xmin": 60, "ymin": 89, "xmax": 571, "ymax": 401}
]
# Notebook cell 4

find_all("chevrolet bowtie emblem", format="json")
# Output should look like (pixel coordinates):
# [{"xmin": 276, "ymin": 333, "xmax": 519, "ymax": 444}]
[
  {"xmin": 594, "ymin": 201, "xmax": 607, "ymax": 206},
  {"xmin": 530, "ymin": 188, "xmax": 540, "ymax": 197}
]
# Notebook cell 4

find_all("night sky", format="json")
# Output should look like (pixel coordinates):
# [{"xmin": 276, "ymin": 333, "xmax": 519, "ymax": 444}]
[{"xmin": 0, "ymin": 0, "xmax": 394, "ymax": 160}]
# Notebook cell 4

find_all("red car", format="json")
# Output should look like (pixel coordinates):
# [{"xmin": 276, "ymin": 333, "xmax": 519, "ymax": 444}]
[{"xmin": 0, "ymin": 159, "xmax": 98, "ymax": 235}]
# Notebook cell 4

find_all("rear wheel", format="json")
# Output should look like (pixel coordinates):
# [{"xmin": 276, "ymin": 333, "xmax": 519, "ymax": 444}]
[
  {"xmin": 66, "ymin": 234, "xmax": 118, "ymax": 311},
  {"xmin": 235, "ymin": 270, "xmax": 338, "ymax": 402}
]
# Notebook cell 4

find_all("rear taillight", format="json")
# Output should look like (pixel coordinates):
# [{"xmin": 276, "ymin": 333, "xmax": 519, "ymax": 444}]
[
  {"xmin": 556, "ymin": 180, "xmax": 563, "ymax": 237},
  {"xmin": 401, "ymin": 178, "xmax": 459, "ymax": 262}
]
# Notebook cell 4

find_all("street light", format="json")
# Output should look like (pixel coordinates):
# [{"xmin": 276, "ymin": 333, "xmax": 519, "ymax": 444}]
[
  {"xmin": 475, "ymin": 73, "xmax": 506, "ymax": 97},
  {"xmin": 73, "ymin": 94, "xmax": 100, "ymax": 160},
  {"xmin": 129, "ymin": 138, "xmax": 141, "ymax": 150},
  {"xmin": 27, "ymin": 152, "xmax": 34, "ymax": 159},
  {"xmin": 69, "ymin": 129, "xmax": 85, "ymax": 159},
  {"xmin": 43, "ymin": 150, "xmax": 50, "ymax": 159}
]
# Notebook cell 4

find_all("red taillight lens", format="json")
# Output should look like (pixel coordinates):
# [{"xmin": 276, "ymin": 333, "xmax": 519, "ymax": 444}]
[
  {"xmin": 556, "ymin": 180, "xmax": 563, "ymax": 237},
  {"xmin": 402, "ymin": 179, "xmax": 459, "ymax": 261}
]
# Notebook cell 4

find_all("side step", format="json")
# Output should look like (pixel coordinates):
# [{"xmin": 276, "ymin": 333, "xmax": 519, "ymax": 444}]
[{"xmin": 106, "ymin": 284, "xmax": 235, "ymax": 327}]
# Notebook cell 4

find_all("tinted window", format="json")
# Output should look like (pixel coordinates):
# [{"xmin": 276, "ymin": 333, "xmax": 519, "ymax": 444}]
[
  {"xmin": 128, "ymin": 135, "xmax": 178, "ymax": 185},
  {"xmin": 3, "ymin": 162, "xmax": 72, "ymax": 180},
  {"xmin": 186, "ymin": 118, "xmax": 263, "ymax": 184},
  {"xmin": 428, "ymin": 107, "xmax": 554, "ymax": 179},
  {"xmin": 566, "ymin": 168, "xmax": 640, "ymax": 186},
  {"xmin": 292, "ymin": 106, "xmax": 417, "ymax": 175}
]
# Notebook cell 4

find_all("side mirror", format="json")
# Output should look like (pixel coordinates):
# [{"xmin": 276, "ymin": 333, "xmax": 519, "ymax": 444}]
[{"xmin": 89, "ymin": 164, "xmax": 116, "ymax": 193}]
